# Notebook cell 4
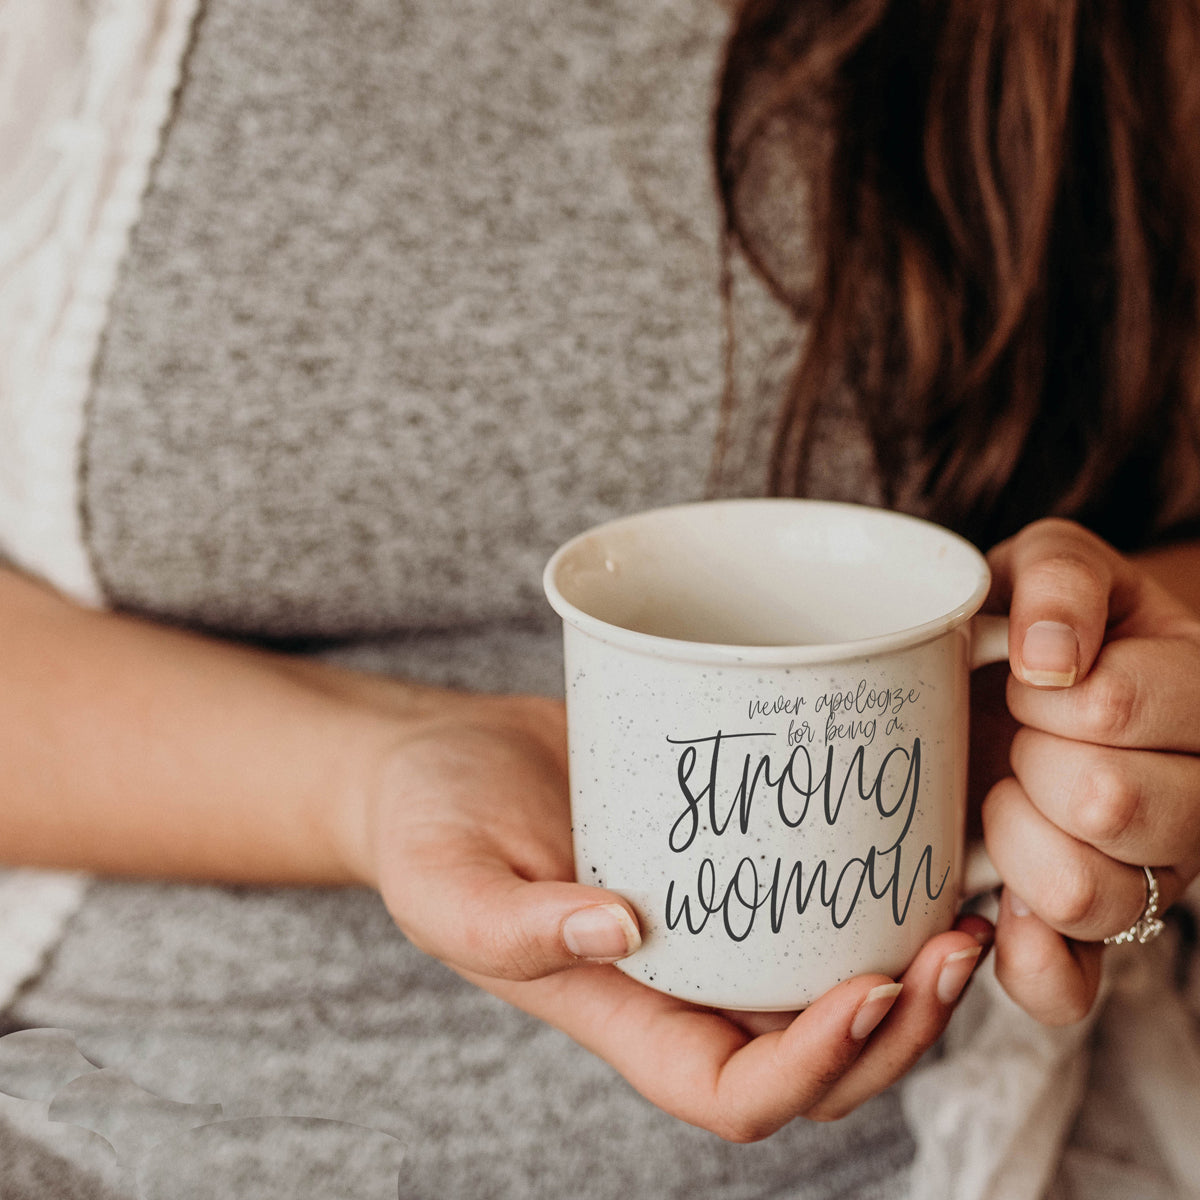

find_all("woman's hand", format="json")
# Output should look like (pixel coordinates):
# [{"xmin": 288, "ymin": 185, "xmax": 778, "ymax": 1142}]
[
  {"xmin": 983, "ymin": 519, "xmax": 1200, "ymax": 1024},
  {"xmin": 0, "ymin": 565, "xmax": 992, "ymax": 1140},
  {"xmin": 354, "ymin": 695, "xmax": 992, "ymax": 1141}
]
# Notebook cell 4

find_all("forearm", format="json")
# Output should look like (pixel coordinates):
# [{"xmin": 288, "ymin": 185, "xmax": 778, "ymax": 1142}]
[{"xmin": 0, "ymin": 566, "xmax": 463, "ymax": 883}]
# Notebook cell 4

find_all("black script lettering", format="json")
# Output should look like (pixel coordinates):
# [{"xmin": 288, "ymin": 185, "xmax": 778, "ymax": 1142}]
[
  {"xmin": 665, "ymin": 841, "xmax": 951, "ymax": 941},
  {"xmin": 823, "ymin": 715, "xmax": 878, "ymax": 745},
  {"xmin": 816, "ymin": 680, "xmax": 923, "ymax": 720},
  {"xmin": 748, "ymin": 694, "xmax": 806, "ymax": 721},
  {"xmin": 871, "ymin": 740, "xmax": 921, "ymax": 853},
  {"xmin": 767, "ymin": 858, "xmax": 828, "ymax": 932},
  {"xmin": 787, "ymin": 718, "xmax": 815, "ymax": 746},
  {"xmin": 668, "ymin": 735, "xmax": 924, "ymax": 844},
  {"xmin": 725, "ymin": 858, "xmax": 760, "ymax": 942},
  {"xmin": 866, "ymin": 841, "xmax": 951, "ymax": 925},
  {"xmin": 664, "ymin": 857, "xmax": 718, "ymax": 934},
  {"xmin": 666, "ymin": 732, "xmax": 769, "ymax": 852},
  {"xmin": 664, "ymin": 856, "xmax": 764, "ymax": 941}
]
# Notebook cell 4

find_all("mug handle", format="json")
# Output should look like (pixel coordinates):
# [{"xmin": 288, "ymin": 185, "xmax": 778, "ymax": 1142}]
[
  {"xmin": 970, "ymin": 612, "xmax": 1010, "ymax": 670},
  {"xmin": 962, "ymin": 613, "xmax": 1011, "ymax": 896}
]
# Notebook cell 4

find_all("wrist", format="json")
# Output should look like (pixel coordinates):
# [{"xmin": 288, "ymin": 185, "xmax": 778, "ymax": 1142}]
[
  {"xmin": 319, "ymin": 715, "xmax": 399, "ymax": 889},
  {"xmin": 325, "ymin": 691, "xmax": 568, "ymax": 891}
]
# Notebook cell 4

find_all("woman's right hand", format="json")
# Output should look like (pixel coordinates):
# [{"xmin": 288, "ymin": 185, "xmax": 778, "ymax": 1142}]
[{"xmin": 351, "ymin": 694, "xmax": 992, "ymax": 1141}]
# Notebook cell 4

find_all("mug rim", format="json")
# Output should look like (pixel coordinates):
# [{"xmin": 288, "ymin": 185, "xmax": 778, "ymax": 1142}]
[{"xmin": 543, "ymin": 498, "xmax": 992, "ymax": 665}]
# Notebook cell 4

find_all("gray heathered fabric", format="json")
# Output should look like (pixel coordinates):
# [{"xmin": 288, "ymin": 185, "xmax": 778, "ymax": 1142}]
[
  {"xmin": 83, "ymin": 0, "xmax": 737, "ymax": 640},
  {"xmin": 10, "ymin": 883, "xmax": 915, "ymax": 1200},
  {"xmin": 0, "ymin": 1120, "xmax": 127, "ymax": 1200},
  {"xmin": 8, "ymin": 2, "xmax": 919, "ymax": 1196},
  {"xmin": 81, "ymin": 0, "xmax": 885, "ymax": 649}
]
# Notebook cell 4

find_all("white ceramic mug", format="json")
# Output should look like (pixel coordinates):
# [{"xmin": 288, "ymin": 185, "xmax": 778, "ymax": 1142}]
[{"xmin": 544, "ymin": 499, "xmax": 1008, "ymax": 1010}]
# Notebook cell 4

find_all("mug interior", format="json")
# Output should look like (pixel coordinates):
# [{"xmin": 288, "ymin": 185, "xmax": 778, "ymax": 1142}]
[{"xmin": 545, "ymin": 499, "xmax": 989, "ymax": 657}]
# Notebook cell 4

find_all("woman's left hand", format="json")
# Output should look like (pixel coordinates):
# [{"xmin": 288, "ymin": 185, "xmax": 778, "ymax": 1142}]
[{"xmin": 982, "ymin": 518, "xmax": 1200, "ymax": 1024}]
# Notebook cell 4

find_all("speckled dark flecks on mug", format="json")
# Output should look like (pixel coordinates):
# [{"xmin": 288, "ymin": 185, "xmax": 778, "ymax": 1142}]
[{"xmin": 544, "ymin": 499, "xmax": 1007, "ymax": 1010}]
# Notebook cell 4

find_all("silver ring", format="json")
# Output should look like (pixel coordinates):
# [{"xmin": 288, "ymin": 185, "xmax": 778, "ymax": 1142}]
[{"xmin": 1103, "ymin": 865, "xmax": 1166, "ymax": 946}]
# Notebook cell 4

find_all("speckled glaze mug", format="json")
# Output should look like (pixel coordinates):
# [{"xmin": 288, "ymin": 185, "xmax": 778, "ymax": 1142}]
[{"xmin": 544, "ymin": 499, "xmax": 1009, "ymax": 1011}]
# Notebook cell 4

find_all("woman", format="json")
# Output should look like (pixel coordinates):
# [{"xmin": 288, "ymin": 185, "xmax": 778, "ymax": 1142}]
[{"xmin": 0, "ymin": 0, "xmax": 1197, "ymax": 1195}]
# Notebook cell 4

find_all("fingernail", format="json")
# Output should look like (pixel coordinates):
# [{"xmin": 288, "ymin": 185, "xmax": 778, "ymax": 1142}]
[
  {"xmin": 562, "ymin": 903, "xmax": 641, "ymax": 961},
  {"xmin": 936, "ymin": 945, "xmax": 982, "ymax": 1005},
  {"xmin": 1019, "ymin": 621, "xmax": 1078, "ymax": 688},
  {"xmin": 1009, "ymin": 891, "xmax": 1032, "ymax": 918},
  {"xmin": 850, "ymin": 983, "xmax": 903, "ymax": 1040}
]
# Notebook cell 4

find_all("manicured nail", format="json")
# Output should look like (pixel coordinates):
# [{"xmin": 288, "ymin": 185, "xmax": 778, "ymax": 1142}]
[
  {"xmin": 850, "ymin": 983, "xmax": 903, "ymax": 1040},
  {"xmin": 562, "ymin": 903, "xmax": 641, "ymax": 961},
  {"xmin": 1019, "ymin": 621, "xmax": 1078, "ymax": 688},
  {"xmin": 1008, "ymin": 891, "xmax": 1032, "ymax": 918},
  {"xmin": 936, "ymin": 945, "xmax": 982, "ymax": 1005}
]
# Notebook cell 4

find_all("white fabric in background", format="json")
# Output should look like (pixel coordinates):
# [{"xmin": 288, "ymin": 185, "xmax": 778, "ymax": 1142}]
[
  {"xmin": 0, "ymin": 870, "xmax": 89, "ymax": 1007},
  {"xmin": 0, "ymin": 0, "xmax": 199, "ymax": 605},
  {"xmin": 1050, "ymin": 895, "xmax": 1200, "ymax": 1200},
  {"xmin": 901, "ymin": 949, "xmax": 1098, "ymax": 1200},
  {"xmin": 902, "ymin": 884, "xmax": 1200, "ymax": 1200}
]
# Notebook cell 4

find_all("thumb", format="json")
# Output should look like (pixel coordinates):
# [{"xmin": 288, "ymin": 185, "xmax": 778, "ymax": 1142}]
[
  {"xmin": 987, "ymin": 519, "xmax": 1121, "ymax": 689},
  {"xmin": 390, "ymin": 858, "xmax": 643, "ymax": 982}
]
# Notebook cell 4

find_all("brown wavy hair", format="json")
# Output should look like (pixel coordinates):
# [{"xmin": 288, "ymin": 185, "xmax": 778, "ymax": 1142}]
[{"xmin": 714, "ymin": 0, "xmax": 1200, "ymax": 548}]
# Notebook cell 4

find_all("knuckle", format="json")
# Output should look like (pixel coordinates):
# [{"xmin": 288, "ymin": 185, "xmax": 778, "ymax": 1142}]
[
  {"xmin": 466, "ymin": 922, "xmax": 548, "ymax": 982},
  {"xmin": 996, "ymin": 927, "xmax": 1057, "ymax": 983},
  {"xmin": 1009, "ymin": 724, "xmax": 1036, "ymax": 767},
  {"xmin": 1041, "ymin": 859, "xmax": 1102, "ymax": 929},
  {"xmin": 1080, "ymin": 670, "xmax": 1139, "ymax": 743},
  {"xmin": 1021, "ymin": 518, "xmax": 1102, "ymax": 557},
  {"xmin": 995, "ymin": 943, "xmax": 1093, "ymax": 1025},
  {"xmin": 1026, "ymin": 550, "xmax": 1108, "ymax": 604},
  {"xmin": 980, "ymin": 778, "xmax": 1020, "ymax": 842},
  {"xmin": 1072, "ymin": 759, "xmax": 1139, "ymax": 845},
  {"xmin": 1024, "ymin": 517, "xmax": 1087, "ymax": 539},
  {"xmin": 808, "ymin": 1055, "xmax": 855, "ymax": 1094}
]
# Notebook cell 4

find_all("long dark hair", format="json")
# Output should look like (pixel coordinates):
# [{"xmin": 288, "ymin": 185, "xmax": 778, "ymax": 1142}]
[{"xmin": 714, "ymin": 0, "xmax": 1200, "ymax": 548}]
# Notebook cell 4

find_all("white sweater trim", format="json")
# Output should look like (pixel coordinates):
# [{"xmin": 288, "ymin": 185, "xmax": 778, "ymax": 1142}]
[{"xmin": 0, "ymin": 0, "xmax": 199, "ymax": 605}]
